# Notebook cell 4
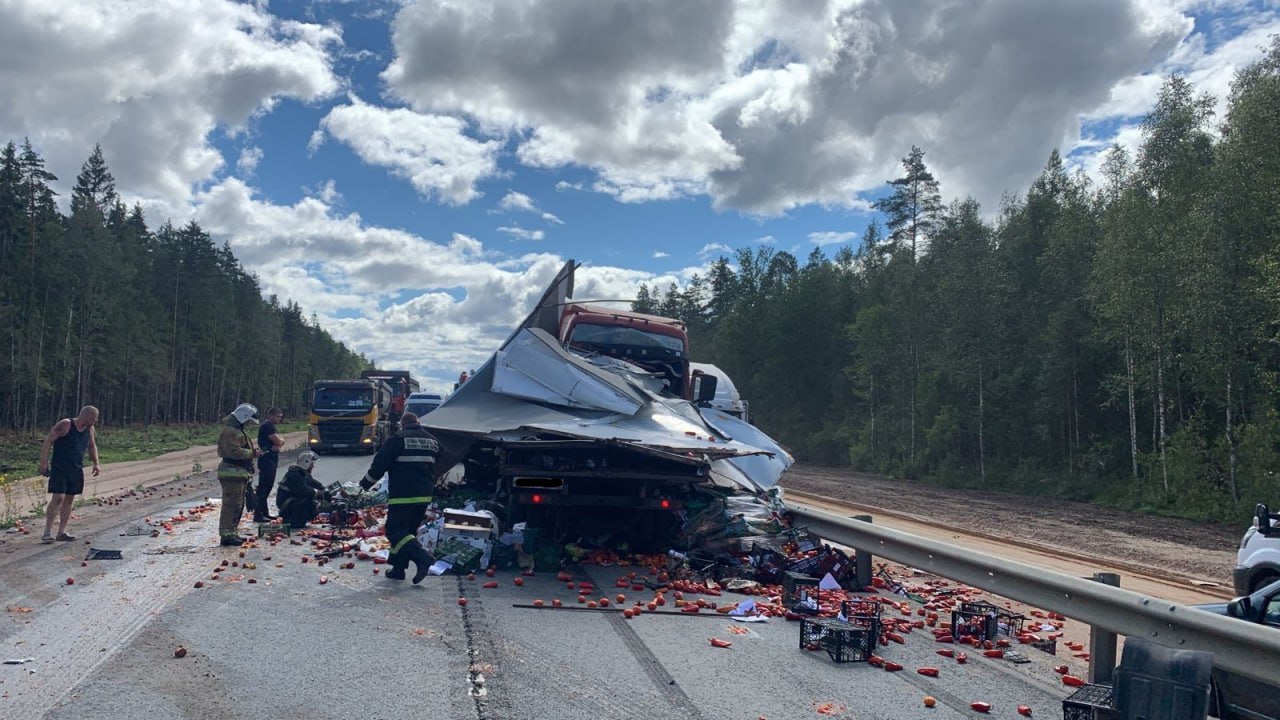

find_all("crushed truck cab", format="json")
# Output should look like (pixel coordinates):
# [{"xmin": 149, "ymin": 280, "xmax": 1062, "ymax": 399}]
[{"xmin": 423, "ymin": 261, "xmax": 791, "ymax": 550}]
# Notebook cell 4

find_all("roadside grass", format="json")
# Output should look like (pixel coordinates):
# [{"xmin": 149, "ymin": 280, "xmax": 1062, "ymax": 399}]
[{"xmin": 0, "ymin": 421, "xmax": 307, "ymax": 528}]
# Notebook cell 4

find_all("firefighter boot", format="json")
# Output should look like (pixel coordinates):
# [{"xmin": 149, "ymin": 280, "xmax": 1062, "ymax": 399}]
[{"xmin": 409, "ymin": 543, "xmax": 437, "ymax": 585}]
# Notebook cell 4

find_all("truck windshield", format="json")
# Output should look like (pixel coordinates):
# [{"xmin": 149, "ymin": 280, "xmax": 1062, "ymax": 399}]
[
  {"xmin": 313, "ymin": 387, "xmax": 372, "ymax": 410},
  {"xmin": 569, "ymin": 324, "xmax": 684, "ymax": 354}
]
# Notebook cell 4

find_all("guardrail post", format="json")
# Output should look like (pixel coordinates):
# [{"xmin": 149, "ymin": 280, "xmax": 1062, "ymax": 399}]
[
  {"xmin": 853, "ymin": 515, "xmax": 873, "ymax": 590},
  {"xmin": 1088, "ymin": 572, "xmax": 1120, "ymax": 684}
]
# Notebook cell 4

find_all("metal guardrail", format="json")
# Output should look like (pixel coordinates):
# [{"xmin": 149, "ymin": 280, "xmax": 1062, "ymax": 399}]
[{"xmin": 786, "ymin": 501, "xmax": 1280, "ymax": 686}]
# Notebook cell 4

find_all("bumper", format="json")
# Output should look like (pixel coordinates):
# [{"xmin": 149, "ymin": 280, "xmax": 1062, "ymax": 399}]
[{"xmin": 1233, "ymin": 565, "xmax": 1251, "ymax": 597}]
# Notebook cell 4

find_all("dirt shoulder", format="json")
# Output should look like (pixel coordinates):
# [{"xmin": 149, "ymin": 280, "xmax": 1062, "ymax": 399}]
[
  {"xmin": 1, "ymin": 431, "xmax": 307, "ymax": 521},
  {"xmin": 780, "ymin": 463, "xmax": 1242, "ymax": 585}
]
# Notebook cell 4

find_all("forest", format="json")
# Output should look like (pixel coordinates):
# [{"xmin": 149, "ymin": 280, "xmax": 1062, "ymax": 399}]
[
  {"xmin": 637, "ymin": 42, "xmax": 1280, "ymax": 523},
  {"xmin": 0, "ymin": 143, "xmax": 368, "ymax": 431}
]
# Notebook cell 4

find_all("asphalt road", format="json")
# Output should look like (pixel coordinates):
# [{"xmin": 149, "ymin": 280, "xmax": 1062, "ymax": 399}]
[{"xmin": 3, "ymin": 453, "xmax": 1079, "ymax": 720}]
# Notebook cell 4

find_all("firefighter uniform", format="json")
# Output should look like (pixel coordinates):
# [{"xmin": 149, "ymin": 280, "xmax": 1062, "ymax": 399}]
[
  {"xmin": 277, "ymin": 456, "xmax": 326, "ymax": 529},
  {"xmin": 359, "ymin": 417, "xmax": 440, "ymax": 583},
  {"xmin": 216, "ymin": 406, "xmax": 259, "ymax": 546}
]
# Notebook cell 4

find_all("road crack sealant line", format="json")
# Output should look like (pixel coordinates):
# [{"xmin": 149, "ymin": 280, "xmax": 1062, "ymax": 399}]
[
  {"xmin": 455, "ymin": 575, "xmax": 491, "ymax": 719},
  {"xmin": 783, "ymin": 489, "xmax": 1231, "ymax": 600}
]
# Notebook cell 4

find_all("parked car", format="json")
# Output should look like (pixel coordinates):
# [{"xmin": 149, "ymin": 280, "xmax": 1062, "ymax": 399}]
[
  {"xmin": 1196, "ymin": 576, "xmax": 1280, "ymax": 720},
  {"xmin": 1235, "ymin": 502, "xmax": 1280, "ymax": 596},
  {"xmin": 405, "ymin": 391, "xmax": 446, "ymax": 418}
]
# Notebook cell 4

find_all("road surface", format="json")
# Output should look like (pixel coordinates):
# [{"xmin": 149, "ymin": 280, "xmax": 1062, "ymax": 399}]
[{"xmin": 0, "ymin": 451, "xmax": 1227, "ymax": 719}]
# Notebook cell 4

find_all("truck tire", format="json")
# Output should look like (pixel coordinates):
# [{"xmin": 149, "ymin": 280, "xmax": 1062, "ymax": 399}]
[{"xmin": 1250, "ymin": 571, "xmax": 1278, "ymax": 595}]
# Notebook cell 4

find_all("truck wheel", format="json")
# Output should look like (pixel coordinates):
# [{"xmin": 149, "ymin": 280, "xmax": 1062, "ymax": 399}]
[{"xmin": 1250, "ymin": 571, "xmax": 1278, "ymax": 595}]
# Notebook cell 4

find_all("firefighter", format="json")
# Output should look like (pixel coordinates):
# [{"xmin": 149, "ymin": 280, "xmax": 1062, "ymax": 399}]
[
  {"xmin": 216, "ymin": 403, "xmax": 261, "ymax": 546},
  {"xmin": 276, "ymin": 451, "xmax": 327, "ymax": 529},
  {"xmin": 358, "ymin": 412, "xmax": 439, "ymax": 583}
]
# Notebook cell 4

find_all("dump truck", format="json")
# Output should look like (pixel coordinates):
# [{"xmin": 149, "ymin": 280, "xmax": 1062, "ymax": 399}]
[
  {"xmin": 306, "ymin": 377, "xmax": 392, "ymax": 454},
  {"xmin": 359, "ymin": 369, "xmax": 419, "ymax": 430},
  {"xmin": 424, "ymin": 261, "xmax": 790, "ymax": 551}
]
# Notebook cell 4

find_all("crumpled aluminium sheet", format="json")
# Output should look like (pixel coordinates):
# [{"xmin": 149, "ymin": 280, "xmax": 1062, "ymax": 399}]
[{"xmin": 424, "ymin": 261, "xmax": 793, "ymax": 491}]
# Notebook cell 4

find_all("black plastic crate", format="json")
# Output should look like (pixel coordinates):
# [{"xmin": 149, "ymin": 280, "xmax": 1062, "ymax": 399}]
[
  {"xmin": 1062, "ymin": 683, "xmax": 1119, "ymax": 720},
  {"xmin": 816, "ymin": 547, "xmax": 856, "ymax": 585},
  {"xmin": 784, "ymin": 527, "xmax": 821, "ymax": 554},
  {"xmin": 839, "ymin": 598, "xmax": 883, "ymax": 629},
  {"xmin": 1031, "ymin": 638, "xmax": 1056, "ymax": 655},
  {"xmin": 783, "ymin": 571, "xmax": 821, "ymax": 614},
  {"xmin": 750, "ymin": 542, "xmax": 788, "ymax": 585},
  {"xmin": 952, "ymin": 600, "xmax": 1000, "ymax": 642},
  {"xmin": 996, "ymin": 609, "xmax": 1026, "ymax": 637},
  {"xmin": 799, "ymin": 617, "xmax": 876, "ymax": 663},
  {"xmin": 787, "ymin": 551, "xmax": 823, "ymax": 577}
]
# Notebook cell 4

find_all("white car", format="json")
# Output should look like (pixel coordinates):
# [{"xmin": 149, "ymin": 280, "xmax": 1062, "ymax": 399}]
[
  {"xmin": 1235, "ymin": 503, "xmax": 1280, "ymax": 596},
  {"xmin": 405, "ymin": 391, "xmax": 446, "ymax": 418}
]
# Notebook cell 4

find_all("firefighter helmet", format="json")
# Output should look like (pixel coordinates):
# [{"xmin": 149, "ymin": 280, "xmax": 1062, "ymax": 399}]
[
  {"xmin": 231, "ymin": 403, "xmax": 259, "ymax": 426},
  {"xmin": 296, "ymin": 451, "xmax": 318, "ymax": 472}
]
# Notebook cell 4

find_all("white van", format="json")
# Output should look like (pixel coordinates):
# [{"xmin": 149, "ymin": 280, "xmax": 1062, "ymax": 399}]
[
  {"xmin": 1235, "ymin": 503, "xmax": 1280, "ymax": 596},
  {"xmin": 405, "ymin": 391, "xmax": 446, "ymax": 418}
]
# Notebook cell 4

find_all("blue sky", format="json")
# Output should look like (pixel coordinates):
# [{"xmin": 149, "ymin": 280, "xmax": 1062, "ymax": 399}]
[{"xmin": 2, "ymin": 0, "xmax": 1277, "ymax": 393}]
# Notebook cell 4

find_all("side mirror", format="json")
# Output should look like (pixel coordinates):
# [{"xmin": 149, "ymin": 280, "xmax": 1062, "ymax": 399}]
[
  {"xmin": 694, "ymin": 373, "xmax": 718, "ymax": 405},
  {"xmin": 1227, "ymin": 597, "xmax": 1248, "ymax": 620},
  {"xmin": 1257, "ymin": 504, "xmax": 1274, "ymax": 537},
  {"xmin": 302, "ymin": 388, "xmax": 312, "ymax": 411}
]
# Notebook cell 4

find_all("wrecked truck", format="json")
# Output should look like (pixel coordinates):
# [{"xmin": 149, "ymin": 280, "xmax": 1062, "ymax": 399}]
[{"xmin": 423, "ymin": 261, "xmax": 793, "ymax": 552}]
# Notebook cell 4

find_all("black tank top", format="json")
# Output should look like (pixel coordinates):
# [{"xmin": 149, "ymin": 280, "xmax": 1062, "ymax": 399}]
[{"xmin": 51, "ymin": 418, "xmax": 91, "ymax": 471}]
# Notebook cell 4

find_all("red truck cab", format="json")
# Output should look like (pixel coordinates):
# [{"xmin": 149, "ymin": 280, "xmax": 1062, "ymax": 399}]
[{"xmin": 559, "ymin": 304, "xmax": 692, "ymax": 398}]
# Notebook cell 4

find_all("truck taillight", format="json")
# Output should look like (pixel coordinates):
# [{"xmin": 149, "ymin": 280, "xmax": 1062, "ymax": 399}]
[
  {"xmin": 532, "ymin": 494, "xmax": 543, "ymax": 504},
  {"xmin": 660, "ymin": 499, "xmax": 671, "ymax": 510}
]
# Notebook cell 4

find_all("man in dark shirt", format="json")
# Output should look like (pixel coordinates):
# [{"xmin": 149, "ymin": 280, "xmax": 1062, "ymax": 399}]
[
  {"xmin": 254, "ymin": 407, "xmax": 285, "ymax": 522},
  {"xmin": 38, "ymin": 406, "xmax": 101, "ymax": 543}
]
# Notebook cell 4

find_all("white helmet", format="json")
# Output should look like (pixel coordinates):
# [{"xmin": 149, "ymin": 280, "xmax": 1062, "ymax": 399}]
[
  {"xmin": 231, "ymin": 403, "xmax": 259, "ymax": 425},
  {"xmin": 296, "ymin": 451, "xmax": 318, "ymax": 472}
]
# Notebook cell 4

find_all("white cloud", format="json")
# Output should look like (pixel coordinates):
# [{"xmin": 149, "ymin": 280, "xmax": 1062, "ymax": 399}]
[
  {"xmin": 498, "ymin": 189, "xmax": 564, "ymax": 224},
  {"xmin": 653, "ymin": 251, "xmax": 670, "ymax": 258},
  {"xmin": 312, "ymin": 95, "xmax": 502, "ymax": 204},
  {"xmin": 497, "ymin": 225, "xmax": 545, "ymax": 241},
  {"xmin": 808, "ymin": 230, "xmax": 857, "ymax": 246},
  {"xmin": 1070, "ymin": 6, "xmax": 1280, "ymax": 183},
  {"xmin": 755, "ymin": 235, "xmax": 776, "ymax": 244},
  {"xmin": 236, "ymin": 146, "xmax": 264, "ymax": 175},
  {"xmin": 499, "ymin": 190, "xmax": 537, "ymax": 212},
  {"xmin": 0, "ymin": 0, "xmax": 341, "ymax": 214},
  {"xmin": 698, "ymin": 242, "xmax": 734, "ymax": 258},
  {"xmin": 554, "ymin": 180, "xmax": 585, "ymax": 191},
  {"xmin": 189, "ymin": 176, "xmax": 701, "ymax": 393},
  {"xmin": 380, "ymin": 0, "xmax": 1200, "ymax": 213}
]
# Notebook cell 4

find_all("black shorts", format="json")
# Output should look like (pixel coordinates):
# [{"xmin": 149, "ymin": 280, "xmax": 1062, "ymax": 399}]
[{"xmin": 47, "ymin": 467, "xmax": 85, "ymax": 496}]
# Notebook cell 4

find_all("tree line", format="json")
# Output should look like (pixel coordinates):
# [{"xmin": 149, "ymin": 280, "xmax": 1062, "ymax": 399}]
[
  {"xmin": 637, "ymin": 41, "xmax": 1280, "ymax": 523},
  {"xmin": 0, "ymin": 143, "xmax": 369, "ymax": 431}
]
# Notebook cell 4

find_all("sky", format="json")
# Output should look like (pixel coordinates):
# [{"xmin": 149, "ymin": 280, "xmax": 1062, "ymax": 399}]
[{"xmin": 1, "ymin": 0, "xmax": 1277, "ymax": 394}]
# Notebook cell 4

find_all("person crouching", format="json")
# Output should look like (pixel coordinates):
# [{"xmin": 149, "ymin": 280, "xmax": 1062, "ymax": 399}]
[{"xmin": 276, "ymin": 451, "xmax": 327, "ymax": 529}]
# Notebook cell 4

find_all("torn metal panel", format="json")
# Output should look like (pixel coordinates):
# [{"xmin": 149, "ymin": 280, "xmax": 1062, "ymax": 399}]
[
  {"xmin": 424, "ymin": 259, "xmax": 790, "ymax": 496},
  {"xmin": 699, "ymin": 408, "xmax": 793, "ymax": 490},
  {"xmin": 492, "ymin": 328, "xmax": 645, "ymax": 415}
]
